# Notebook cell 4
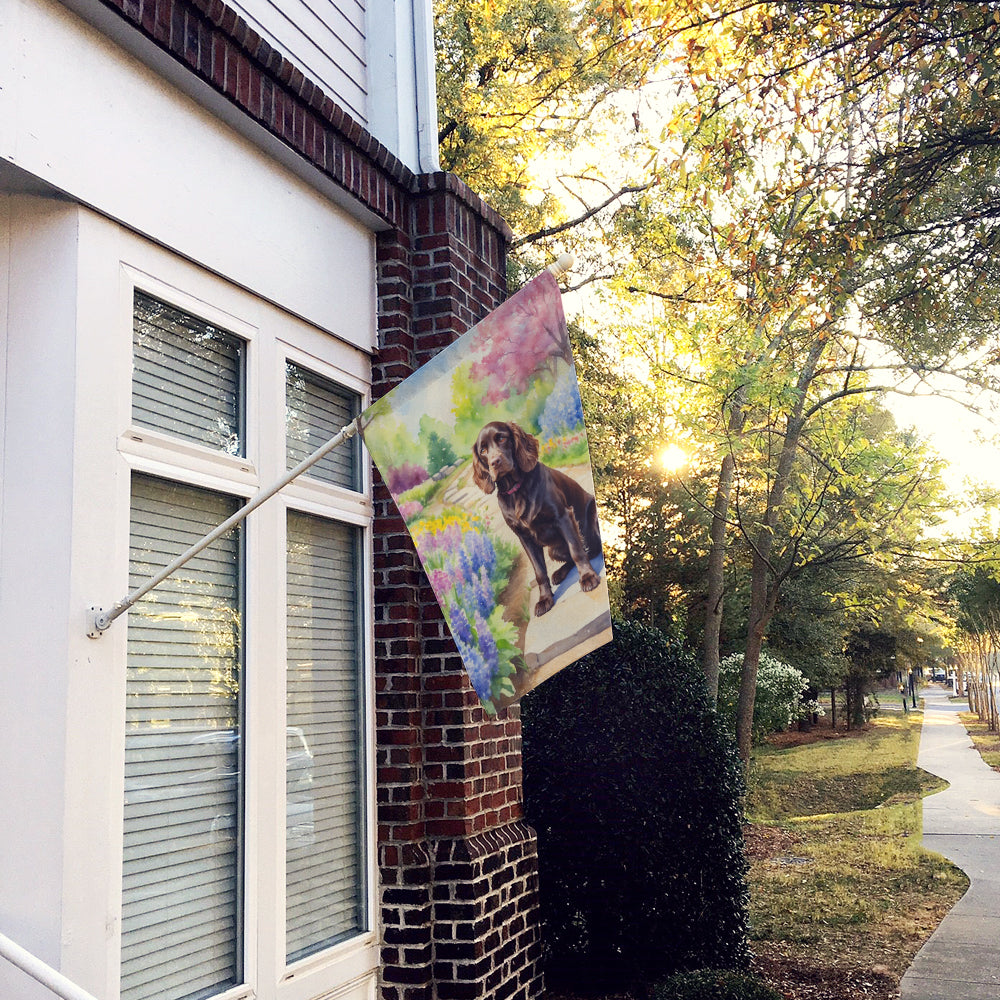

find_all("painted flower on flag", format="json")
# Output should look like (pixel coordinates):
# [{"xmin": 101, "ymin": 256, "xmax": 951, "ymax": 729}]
[
  {"xmin": 409, "ymin": 508, "xmax": 522, "ymax": 712},
  {"xmin": 538, "ymin": 366, "xmax": 585, "ymax": 441},
  {"xmin": 467, "ymin": 270, "xmax": 573, "ymax": 406}
]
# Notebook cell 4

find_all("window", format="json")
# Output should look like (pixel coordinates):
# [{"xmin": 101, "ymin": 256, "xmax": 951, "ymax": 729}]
[
  {"xmin": 286, "ymin": 361, "xmax": 361, "ymax": 490},
  {"xmin": 132, "ymin": 291, "xmax": 245, "ymax": 456},
  {"xmin": 121, "ymin": 285, "xmax": 372, "ymax": 1000},
  {"xmin": 123, "ymin": 476, "xmax": 244, "ymax": 1000},
  {"xmin": 285, "ymin": 512, "xmax": 365, "ymax": 960}
]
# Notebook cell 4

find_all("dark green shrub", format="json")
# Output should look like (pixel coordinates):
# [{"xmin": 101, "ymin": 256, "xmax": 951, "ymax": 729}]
[
  {"xmin": 653, "ymin": 970, "xmax": 783, "ymax": 1000},
  {"xmin": 521, "ymin": 619, "xmax": 750, "ymax": 989}
]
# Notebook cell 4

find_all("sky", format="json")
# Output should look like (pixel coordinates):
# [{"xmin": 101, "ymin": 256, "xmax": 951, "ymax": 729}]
[{"xmin": 888, "ymin": 390, "xmax": 1000, "ymax": 536}]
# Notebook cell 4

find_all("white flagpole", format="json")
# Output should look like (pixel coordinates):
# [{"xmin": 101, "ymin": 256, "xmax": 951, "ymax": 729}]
[{"xmin": 87, "ymin": 416, "xmax": 362, "ymax": 637}]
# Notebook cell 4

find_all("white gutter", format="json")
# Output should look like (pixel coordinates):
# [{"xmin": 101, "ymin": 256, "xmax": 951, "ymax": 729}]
[
  {"xmin": 412, "ymin": 0, "xmax": 441, "ymax": 173},
  {"xmin": 0, "ymin": 933, "xmax": 101, "ymax": 1000}
]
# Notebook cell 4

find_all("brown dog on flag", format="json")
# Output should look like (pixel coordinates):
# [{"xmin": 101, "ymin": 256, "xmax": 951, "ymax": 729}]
[{"xmin": 472, "ymin": 421, "xmax": 602, "ymax": 617}]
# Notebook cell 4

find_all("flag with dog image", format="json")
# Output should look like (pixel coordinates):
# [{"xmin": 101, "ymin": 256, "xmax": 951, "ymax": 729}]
[{"xmin": 359, "ymin": 270, "xmax": 612, "ymax": 715}]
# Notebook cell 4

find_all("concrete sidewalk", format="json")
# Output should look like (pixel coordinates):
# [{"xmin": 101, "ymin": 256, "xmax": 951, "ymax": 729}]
[{"xmin": 900, "ymin": 688, "xmax": 1000, "ymax": 1000}]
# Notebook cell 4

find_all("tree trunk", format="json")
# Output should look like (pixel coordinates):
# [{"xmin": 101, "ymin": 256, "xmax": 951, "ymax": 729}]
[
  {"xmin": 990, "ymin": 667, "xmax": 999, "ymax": 733},
  {"xmin": 735, "ymin": 418, "xmax": 810, "ymax": 764},
  {"xmin": 703, "ymin": 451, "xmax": 737, "ymax": 707},
  {"xmin": 736, "ymin": 548, "xmax": 776, "ymax": 765},
  {"xmin": 847, "ymin": 674, "xmax": 866, "ymax": 729},
  {"xmin": 734, "ymin": 342, "xmax": 821, "ymax": 770},
  {"xmin": 702, "ymin": 396, "xmax": 746, "ymax": 708}
]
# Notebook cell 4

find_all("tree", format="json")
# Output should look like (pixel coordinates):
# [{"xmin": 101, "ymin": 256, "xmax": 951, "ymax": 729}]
[
  {"xmin": 418, "ymin": 414, "xmax": 460, "ymax": 474},
  {"xmin": 435, "ymin": 0, "xmax": 670, "ymax": 267},
  {"xmin": 434, "ymin": 0, "xmax": 1000, "ymax": 766},
  {"xmin": 593, "ymin": 64, "xmax": 980, "ymax": 761},
  {"xmin": 728, "ymin": 381, "xmax": 948, "ymax": 760},
  {"xmin": 949, "ymin": 563, "xmax": 1000, "ymax": 731},
  {"xmin": 844, "ymin": 628, "xmax": 896, "ymax": 728},
  {"xmin": 679, "ymin": 3, "xmax": 1000, "ymax": 355}
]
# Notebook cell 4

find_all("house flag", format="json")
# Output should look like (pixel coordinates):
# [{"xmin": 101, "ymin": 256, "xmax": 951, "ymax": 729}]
[{"xmin": 360, "ymin": 271, "xmax": 612, "ymax": 714}]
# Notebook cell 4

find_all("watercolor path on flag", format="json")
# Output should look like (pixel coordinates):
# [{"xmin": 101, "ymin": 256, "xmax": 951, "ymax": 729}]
[{"xmin": 360, "ymin": 271, "xmax": 612, "ymax": 715}]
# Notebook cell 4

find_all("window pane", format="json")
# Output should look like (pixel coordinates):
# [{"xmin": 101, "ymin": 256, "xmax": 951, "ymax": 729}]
[
  {"xmin": 123, "ymin": 474, "xmax": 244, "ymax": 1000},
  {"xmin": 133, "ymin": 291, "xmax": 245, "ymax": 456},
  {"xmin": 286, "ymin": 362, "xmax": 361, "ymax": 490},
  {"xmin": 286, "ymin": 511, "xmax": 366, "ymax": 962}
]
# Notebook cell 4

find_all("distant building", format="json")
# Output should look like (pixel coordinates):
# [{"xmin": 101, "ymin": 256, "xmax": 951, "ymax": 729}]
[{"xmin": 0, "ymin": 2, "xmax": 541, "ymax": 999}]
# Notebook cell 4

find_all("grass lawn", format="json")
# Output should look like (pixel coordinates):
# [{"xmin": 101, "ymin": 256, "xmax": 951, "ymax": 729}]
[
  {"xmin": 542, "ymin": 711, "xmax": 967, "ymax": 1000},
  {"xmin": 958, "ymin": 711, "xmax": 1000, "ymax": 771},
  {"xmin": 746, "ymin": 712, "xmax": 968, "ymax": 999}
]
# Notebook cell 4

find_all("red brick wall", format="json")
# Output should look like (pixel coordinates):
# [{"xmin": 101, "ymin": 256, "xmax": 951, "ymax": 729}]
[
  {"xmin": 95, "ymin": 1, "xmax": 543, "ymax": 997},
  {"xmin": 373, "ymin": 186, "xmax": 542, "ymax": 1000}
]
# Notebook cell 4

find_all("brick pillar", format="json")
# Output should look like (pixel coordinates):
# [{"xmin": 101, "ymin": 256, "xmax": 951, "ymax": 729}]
[{"xmin": 373, "ymin": 176, "xmax": 543, "ymax": 1000}]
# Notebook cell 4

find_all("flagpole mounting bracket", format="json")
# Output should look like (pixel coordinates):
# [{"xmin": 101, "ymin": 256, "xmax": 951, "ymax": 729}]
[{"xmin": 87, "ymin": 607, "xmax": 110, "ymax": 639}]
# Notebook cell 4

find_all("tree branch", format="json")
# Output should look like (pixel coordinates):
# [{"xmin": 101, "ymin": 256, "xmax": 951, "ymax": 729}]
[{"xmin": 510, "ymin": 182, "xmax": 655, "ymax": 249}]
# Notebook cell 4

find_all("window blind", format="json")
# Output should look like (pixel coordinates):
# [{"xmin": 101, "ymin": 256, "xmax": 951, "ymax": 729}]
[
  {"xmin": 286, "ymin": 511, "xmax": 366, "ymax": 962},
  {"xmin": 133, "ymin": 291, "xmax": 245, "ymax": 456},
  {"xmin": 122, "ymin": 474, "xmax": 244, "ymax": 1000},
  {"xmin": 285, "ymin": 362, "xmax": 360, "ymax": 490}
]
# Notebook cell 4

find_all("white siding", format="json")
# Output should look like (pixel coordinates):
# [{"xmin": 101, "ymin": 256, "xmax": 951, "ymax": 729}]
[
  {"xmin": 0, "ymin": 196, "xmax": 78, "ymax": 1000},
  {"xmin": 226, "ymin": 0, "xmax": 442, "ymax": 173},
  {"xmin": 232, "ymin": 0, "xmax": 368, "ymax": 125}
]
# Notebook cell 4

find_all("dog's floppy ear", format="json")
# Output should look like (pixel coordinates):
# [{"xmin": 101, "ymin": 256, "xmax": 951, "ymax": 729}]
[
  {"xmin": 510, "ymin": 423, "xmax": 539, "ymax": 473},
  {"xmin": 471, "ymin": 441, "xmax": 496, "ymax": 494}
]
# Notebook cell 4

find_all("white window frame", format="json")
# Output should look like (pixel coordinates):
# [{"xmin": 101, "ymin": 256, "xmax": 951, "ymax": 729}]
[{"xmin": 114, "ymin": 259, "xmax": 378, "ymax": 1000}]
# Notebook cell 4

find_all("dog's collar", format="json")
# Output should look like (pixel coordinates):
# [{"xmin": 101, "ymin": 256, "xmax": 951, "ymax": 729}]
[{"xmin": 500, "ymin": 480, "xmax": 522, "ymax": 496}]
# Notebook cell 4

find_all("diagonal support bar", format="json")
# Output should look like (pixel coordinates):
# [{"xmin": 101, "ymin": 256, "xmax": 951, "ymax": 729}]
[
  {"xmin": 0, "ymin": 931, "xmax": 101, "ymax": 1000},
  {"xmin": 87, "ymin": 416, "xmax": 362, "ymax": 637}
]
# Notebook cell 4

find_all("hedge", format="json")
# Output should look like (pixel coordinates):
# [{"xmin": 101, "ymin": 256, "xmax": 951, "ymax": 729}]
[
  {"xmin": 521, "ymin": 619, "xmax": 750, "ymax": 989},
  {"xmin": 653, "ymin": 970, "xmax": 783, "ymax": 1000}
]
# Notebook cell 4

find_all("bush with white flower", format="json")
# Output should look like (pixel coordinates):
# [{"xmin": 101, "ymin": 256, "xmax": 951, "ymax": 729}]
[{"xmin": 718, "ymin": 651, "xmax": 810, "ymax": 743}]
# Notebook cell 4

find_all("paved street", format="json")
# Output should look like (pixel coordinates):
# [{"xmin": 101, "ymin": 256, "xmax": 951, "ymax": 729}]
[{"xmin": 900, "ymin": 688, "xmax": 1000, "ymax": 1000}]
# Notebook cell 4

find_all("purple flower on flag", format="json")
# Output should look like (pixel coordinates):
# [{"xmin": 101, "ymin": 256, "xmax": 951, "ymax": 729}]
[
  {"xmin": 409, "ymin": 510, "xmax": 515, "ymax": 704},
  {"xmin": 387, "ymin": 462, "xmax": 429, "ymax": 494},
  {"xmin": 429, "ymin": 568, "xmax": 454, "ymax": 599},
  {"xmin": 475, "ymin": 569, "xmax": 494, "ymax": 618},
  {"xmin": 539, "ymin": 367, "xmax": 585, "ymax": 440},
  {"xmin": 462, "ymin": 645, "xmax": 494, "ymax": 700},
  {"xmin": 459, "ymin": 545, "xmax": 477, "ymax": 587},
  {"xmin": 399, "ymin": 500, "xmax": 423, "ymax": 521},
  {"xmin": 449, "ymin": 603, "xmax": 475, "ymax": 648},
  {"xmin": 476, "ymin": 612, "xmax": 498, "ymax": 672}
]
